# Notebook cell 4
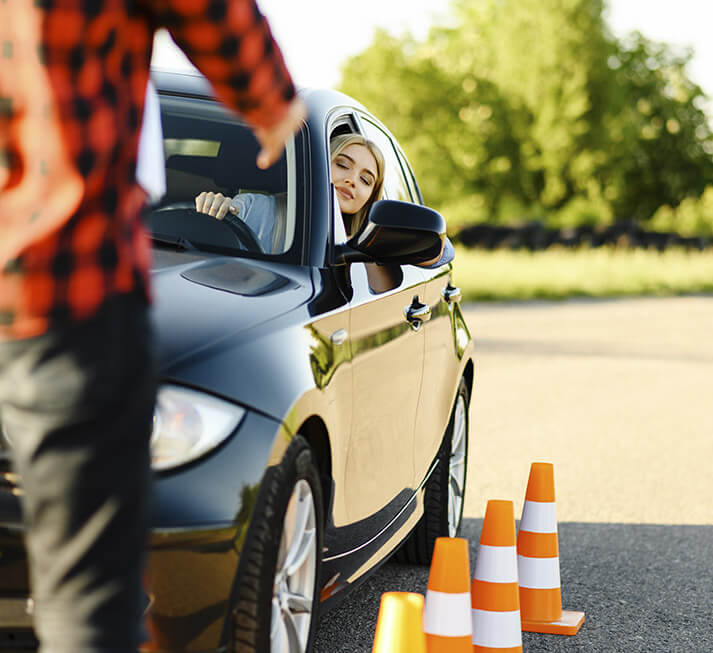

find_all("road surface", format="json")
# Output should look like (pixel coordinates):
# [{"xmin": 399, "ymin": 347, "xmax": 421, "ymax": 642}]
[{"xmin": 315, "ymin": 296, "xmax": 713, "ymax": 652}]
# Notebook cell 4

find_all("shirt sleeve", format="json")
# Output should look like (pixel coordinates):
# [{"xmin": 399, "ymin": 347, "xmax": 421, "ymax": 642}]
[
  {"xmin": 420, "ymin": 236, "xmax": 455, "ymax": 269},
  {"xmin": 148, "ymin": 0, "xmax": 296, "ymax": 129},
  {"xmin": 227, "ymin": 193, "xmax": 276, "ymax": 252}
]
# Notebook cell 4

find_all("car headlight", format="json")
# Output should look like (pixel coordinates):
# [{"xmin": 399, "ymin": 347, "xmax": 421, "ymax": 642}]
[{"xmin": 150, "ymin": 385, "xmax": 245, "ymax": 471}]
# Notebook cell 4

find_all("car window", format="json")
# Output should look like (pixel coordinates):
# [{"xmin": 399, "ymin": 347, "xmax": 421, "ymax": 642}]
[
  {"xmin": 148, "ymin": 95, "xmax": 301, "ymax": 259},
  {"xmin": 396, "ymin": 145, "xmax": 423, "ymax": 205},
  {"xmin": 359, "ymin": 118, "xmax": 413, "ymax": 204},
  {"xmin": 327, "ymin": 114, "xmax": 362, "ymax": 247}
]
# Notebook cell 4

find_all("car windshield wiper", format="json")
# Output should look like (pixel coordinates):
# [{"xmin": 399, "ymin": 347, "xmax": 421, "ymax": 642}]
[{"xmin": 150, "ymin": 233, "xmax": 198, "ymax": 251}]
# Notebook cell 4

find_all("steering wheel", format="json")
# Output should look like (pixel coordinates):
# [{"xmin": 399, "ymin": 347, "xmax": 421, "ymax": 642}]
[
  {"xmin": 148, "ymin": 207, "xmax": 265, "ymax": 254},
  {"xmin": 221, "ymin": 214, "xmax": 264, "ymax": 253}
]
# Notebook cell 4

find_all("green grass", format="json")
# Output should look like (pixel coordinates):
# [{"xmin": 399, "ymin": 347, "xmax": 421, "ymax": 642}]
[{"xmin": 452, "ymin": 245, "xmax": 713, "ymax": 301}]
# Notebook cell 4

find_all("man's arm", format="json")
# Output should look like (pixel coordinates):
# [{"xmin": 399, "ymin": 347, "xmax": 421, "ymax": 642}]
[
  {"xmin": 149, "ymin": 0, "xmax": 305, "ymax": 167},
  {"xmin": 254, "ymin": 98, "xmax": 306, "ymax": 169}
]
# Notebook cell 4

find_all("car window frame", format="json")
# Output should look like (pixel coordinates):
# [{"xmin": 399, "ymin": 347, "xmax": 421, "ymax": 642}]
[
  {"xmin": 155, "ymin": 93, "xmax": 310, "ymax": 265},
  {"xmin": 326, "ymin": 108, "xmax": 420, "ymax": 252},
  {"xmin": 324, "ymin": 109, "xmax": 426, "ymax": 297},
  {"xmin": 394, "ymin": 143, "xmax": 424, "ymax": 206},
  {"xmin": 355, "ymin": 113, "xmax": 415, "ymax": 204},
  {"xmin": 325, "ymin": 110, "xmax": 361, "ymax": 251}
]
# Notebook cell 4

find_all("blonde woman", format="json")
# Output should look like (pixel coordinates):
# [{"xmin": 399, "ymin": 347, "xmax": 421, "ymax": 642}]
[{"xmin": 328, "ymin": 133, "xmax": 385, "ymax": 237}]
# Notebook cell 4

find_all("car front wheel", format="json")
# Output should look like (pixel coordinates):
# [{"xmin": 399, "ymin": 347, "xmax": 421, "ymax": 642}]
[
  {"xmin": 230, "ymin": 435, "xmax": 323, "ymax": 653},
  {"xmin": 395, "ymin": 376, "xmax": 469, "ymax": 564}
]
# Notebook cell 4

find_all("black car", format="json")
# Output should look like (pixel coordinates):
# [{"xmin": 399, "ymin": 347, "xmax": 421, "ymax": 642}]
[{"xmin": 0, "ymin": 70, "xmax": 474, "ymax": 653}]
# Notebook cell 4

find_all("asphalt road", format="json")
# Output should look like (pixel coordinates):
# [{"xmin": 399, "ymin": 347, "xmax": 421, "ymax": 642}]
[{"xmin": 315, "ymin": 296, "xmax": 713, "ymax": 652}]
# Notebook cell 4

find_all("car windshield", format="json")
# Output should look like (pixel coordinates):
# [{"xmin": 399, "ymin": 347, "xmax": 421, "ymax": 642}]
[{"xmin": 149, "ymin": 94, "xmax": 301, "ymax": 259}]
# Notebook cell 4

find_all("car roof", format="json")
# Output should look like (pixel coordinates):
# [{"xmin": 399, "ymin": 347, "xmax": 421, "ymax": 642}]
[{"xmin": 150, "ymin": 69, "xmax": 369, "ymax": 126}]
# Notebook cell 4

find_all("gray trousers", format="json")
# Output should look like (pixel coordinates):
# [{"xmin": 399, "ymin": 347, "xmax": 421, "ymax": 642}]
[{"xmin": 0, "ymin": 293, "xmax": 156, "ymax": 653}]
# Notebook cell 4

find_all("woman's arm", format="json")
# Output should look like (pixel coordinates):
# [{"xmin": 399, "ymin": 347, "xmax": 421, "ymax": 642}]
[{"xmin": 417, "ymin": 237, "xmax": 455, "ymax": 269}]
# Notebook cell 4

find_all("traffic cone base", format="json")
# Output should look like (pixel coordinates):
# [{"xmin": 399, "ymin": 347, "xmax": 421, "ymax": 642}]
[
  {"xmin": 518, "ymin": 585, "xmax": 561, "ymax": 621},
  {"xmin": 522, "ymin": 608, "xmax": 585, "ymax": 635},
  {"xmin": 423, "ymin": 632, "xmax": 472, "ymax": 652}
]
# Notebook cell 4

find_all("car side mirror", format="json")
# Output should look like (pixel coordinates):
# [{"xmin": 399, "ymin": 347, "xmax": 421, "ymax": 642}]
[{"xmin": 335, "ymin": 199, "xmax": 445, "ymax": 265}]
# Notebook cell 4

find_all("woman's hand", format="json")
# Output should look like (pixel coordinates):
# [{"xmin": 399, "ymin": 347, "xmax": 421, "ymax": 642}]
[{"xmin": 194, "ymin": 192, "xmax": 237, "ymax": 220}]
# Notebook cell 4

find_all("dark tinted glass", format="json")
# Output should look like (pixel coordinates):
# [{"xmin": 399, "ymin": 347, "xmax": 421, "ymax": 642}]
[{"xmin": 148, "ymin": 95, "xmax": 301, "ymax": 259}]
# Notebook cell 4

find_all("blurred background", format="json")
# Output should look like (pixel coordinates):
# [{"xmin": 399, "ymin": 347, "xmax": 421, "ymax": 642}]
[{"xmin": 152, "ymin": 0, "xmax": 713, "ymax": 301}]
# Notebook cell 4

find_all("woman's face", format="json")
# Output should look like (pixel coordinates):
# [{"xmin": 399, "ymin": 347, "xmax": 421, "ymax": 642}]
[{"xmin": 331, "ymin": 143, "xmax": 379, "ymax": 215}]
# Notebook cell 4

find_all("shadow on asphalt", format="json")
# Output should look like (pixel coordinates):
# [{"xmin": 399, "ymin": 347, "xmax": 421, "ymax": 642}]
[{"xmin": 314, "ymin": 518, "xmax": 713, "ymax": 652}]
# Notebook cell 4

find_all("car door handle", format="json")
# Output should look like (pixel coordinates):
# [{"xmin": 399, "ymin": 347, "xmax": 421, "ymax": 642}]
[
  {"xmin": 441, "ymin": 284, "xmax": 462, "ymax": 304},
  {"xmin": 404, "ymin": 296, "xmax": 431, "ymax": 331},
  {"xmin": 330, "ymin": 329, "xmax": 348, "ymax": 345}
]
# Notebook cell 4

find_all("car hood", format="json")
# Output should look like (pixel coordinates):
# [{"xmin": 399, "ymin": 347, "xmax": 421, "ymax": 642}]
[{"xmin": 150, "ymin": 249, "xmax": 313, "ymax": 369}]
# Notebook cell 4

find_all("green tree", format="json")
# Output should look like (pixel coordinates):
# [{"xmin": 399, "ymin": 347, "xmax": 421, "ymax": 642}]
[
  {"xmin": 651, "ymin": 185, "xmax": 713, "ymax": 237},
  {"xmin": 449, "ymin": 0, "xmax": 613, "ymax": 210},
  {"xmin": 599, "ymin": 33, "xmax": 713, "ymax": 221},
  {"xmin": 339, "ymin": 29, "xmax": 524, "ymax": 225},
  {"xmin": 338, "ymin": 0, "xmax": 713, "ymax": 233}
]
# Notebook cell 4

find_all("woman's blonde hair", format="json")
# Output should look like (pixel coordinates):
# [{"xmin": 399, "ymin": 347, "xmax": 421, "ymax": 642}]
[{"xmin": 330, "ymin": 133, "xmax": 385, "ymax": 237}]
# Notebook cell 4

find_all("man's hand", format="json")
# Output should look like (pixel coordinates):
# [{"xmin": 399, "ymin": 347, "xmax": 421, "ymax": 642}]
[{"xmin": 254, "ymin": 97, "xmax": 307, "ymax": 169}]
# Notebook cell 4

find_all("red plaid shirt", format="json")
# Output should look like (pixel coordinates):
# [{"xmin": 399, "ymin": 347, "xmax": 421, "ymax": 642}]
[{"xmin": 0, "ymin": 0, "xmax": 296, "ymax": 340}]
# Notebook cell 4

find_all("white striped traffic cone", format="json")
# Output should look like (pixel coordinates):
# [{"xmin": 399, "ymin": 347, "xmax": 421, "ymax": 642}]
[
  {"xmin": 517, "ymin": 462, "xmax": 585, "ymax": 635},
  {"xmin": 422, "ymin": 537, "xmax": 472, "ymax": 652},
  {"xmin": 471, "ymin": 499, "xmax": 523, "ymax": 652}
]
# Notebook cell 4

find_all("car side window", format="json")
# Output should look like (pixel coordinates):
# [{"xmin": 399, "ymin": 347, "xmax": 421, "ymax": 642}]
[
  {"xmin": 396, "ymin": 146, "xmax": 422, "ymax": 205},
  {"xmin": 328, "ymin": 115, "xmax": 360, "ymax": 247},
  {"xmin": 359, "ymin": 118, "xmax": 413, "ymax": 204},
  {"xmin": 152, "ymin": 95, "xmax": 300, "ymax": 258},
  {"xmin": 328, "ymin": 116, "xmax": 423, "ymax": 296}
]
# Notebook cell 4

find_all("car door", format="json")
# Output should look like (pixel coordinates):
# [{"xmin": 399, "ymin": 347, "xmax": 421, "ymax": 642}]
[
  {"xmin": 341, "ymin": 116, "xmax": 427, "ymax": 526},
  {"xmin": 398, "ymin": 146, "xmax": 465, "ymax": 484},
  {"xmin": 413, "ymin": 262, "xmax": 463, "ymax": 481},
  {"xmin": 345, "ymin": 262, "xmax": 426, "ymax": 524}
]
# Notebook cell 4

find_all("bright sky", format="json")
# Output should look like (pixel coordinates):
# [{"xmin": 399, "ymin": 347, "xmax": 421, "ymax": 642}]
[{"xmin": 151, "ymin": 0, "xmax": 713, "ymax": 100}]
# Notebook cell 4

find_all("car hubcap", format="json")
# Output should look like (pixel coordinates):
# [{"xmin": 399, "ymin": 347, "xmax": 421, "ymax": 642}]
[
  {"xmin": 448, "ymin": 395, "xmax": 467, "ymax": 537},
  {"xmin": 271, "ymin": 479, "xmax": 317, "ymax": 653}
]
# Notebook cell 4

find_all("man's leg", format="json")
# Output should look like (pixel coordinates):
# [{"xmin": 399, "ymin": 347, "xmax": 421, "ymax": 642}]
[{"xmin": 0, "ymin": 293, "xmax": 155, "ymax": 653}]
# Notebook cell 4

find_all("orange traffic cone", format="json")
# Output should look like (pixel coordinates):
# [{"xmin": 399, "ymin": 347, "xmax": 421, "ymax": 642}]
[
  {"xmin": 517, "ymin": 462, "xmax": 585, "ymax": 635},
  {"xmin": 470, "ymin": 500, "xmax": 523, "ymax": 652},
  {"xmin": 372, "ymin": 592, "xmax": 427, "ymax": 653},
  {"xmin": 422, "ymin": 537, "xmax": 472, "ymax": 652}
]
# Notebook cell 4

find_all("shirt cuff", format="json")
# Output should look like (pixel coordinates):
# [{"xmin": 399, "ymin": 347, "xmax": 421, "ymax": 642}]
[{"xmin": 421, "ymin": 237, "xmax": 455, "ymax": 269}]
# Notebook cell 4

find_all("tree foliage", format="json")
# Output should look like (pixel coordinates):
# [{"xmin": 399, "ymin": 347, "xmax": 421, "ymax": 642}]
[{"xmin": 338, "ymin": 0, "xmax": 713, "ymax": 233}]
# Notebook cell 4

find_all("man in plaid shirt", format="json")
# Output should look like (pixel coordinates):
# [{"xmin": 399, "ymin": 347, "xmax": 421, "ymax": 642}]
[{"xmin": 0, "ymin": 1, "xmax": 305, "ymax": 651}]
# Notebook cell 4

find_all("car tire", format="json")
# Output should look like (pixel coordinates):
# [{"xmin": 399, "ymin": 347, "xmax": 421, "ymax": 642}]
[
  {"xmin": 395, "ymin": 376, "xmax": 469, "ymax": 565},
  {"xmin": 230, "ymin": 435, "xmax": 323, "ymax": 653}
]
